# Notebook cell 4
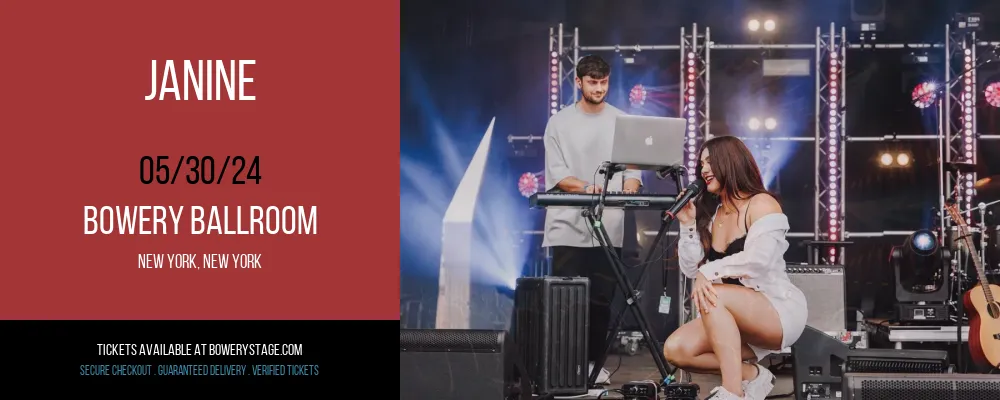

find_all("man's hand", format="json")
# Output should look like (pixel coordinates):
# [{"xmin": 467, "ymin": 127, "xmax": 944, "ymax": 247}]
[
  {"xmin": 623, "ymin": 178, "xmax": 641, "ymax": 194},
  {"xmin": 556, "ymin": 177, "xmax": 594, "ymax": 193}
]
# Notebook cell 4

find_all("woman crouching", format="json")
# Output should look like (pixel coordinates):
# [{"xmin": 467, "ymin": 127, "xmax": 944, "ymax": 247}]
[{"xmin": 664, "ymin": 136, "xmax": 808, "ymax": 400}]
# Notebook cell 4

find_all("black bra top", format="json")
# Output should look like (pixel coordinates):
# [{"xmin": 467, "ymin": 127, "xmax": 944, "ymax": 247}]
[
  {"xmin": 706, "ymin": 202, "xmax": 752, "ymax": 285},
  {"xmin": 707, "ymin": 236, "xmax": 746, "ymax": 261}
]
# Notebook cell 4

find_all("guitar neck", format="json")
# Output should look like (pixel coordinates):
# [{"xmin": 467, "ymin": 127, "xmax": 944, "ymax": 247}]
[
  {"xmin": 948, "ymin": 206, "xmax": 996, "ymax": 303},
  {"xmin": 960, "ymin": 236, "xmax": 992, "ymax": 289}
]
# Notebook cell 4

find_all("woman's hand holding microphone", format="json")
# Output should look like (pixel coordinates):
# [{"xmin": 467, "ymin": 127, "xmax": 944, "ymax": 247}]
[
  {"xmin": 674, "ymin": 188, "xmax": 718, "ymax": 314},
  {"xmin": 674, "ymin": 188, "xmax": 697, "ymax": 225}
]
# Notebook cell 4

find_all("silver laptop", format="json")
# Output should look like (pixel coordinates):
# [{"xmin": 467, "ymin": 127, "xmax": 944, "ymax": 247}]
[{"xmin": 610, "ymin": 114, "xmax": 687, "ymax": 170}]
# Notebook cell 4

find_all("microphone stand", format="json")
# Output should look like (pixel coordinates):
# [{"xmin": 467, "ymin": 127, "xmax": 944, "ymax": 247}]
[
  {"xmin": 955, "ymin": 228, "xmax": 967, "ymax": 372},
  {"xmin": 942, "ymin": 199, "xmax": 1000, "ymax": 219},
  {"xmin": 587, "ymin": 166, "xmax": 682, "ymax": 387},
  {"xmin": 980, "ymin": 204, "xmax": 988, "ymax": 281},
  {"xmin": 594, "ymin": 162, "xmax": 625, "ymax": 222}
]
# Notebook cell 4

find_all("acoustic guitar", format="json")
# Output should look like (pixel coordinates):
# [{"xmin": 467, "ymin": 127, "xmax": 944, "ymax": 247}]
[{"xmin": 944, "ymin": 202, "xmax": 1000, "ymax": 369}]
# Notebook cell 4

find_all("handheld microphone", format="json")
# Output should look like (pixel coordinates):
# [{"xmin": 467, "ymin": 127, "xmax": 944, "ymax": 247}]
[{"xmin": 663, "ymin": 179, "xmax": 706, "ymax": 222}]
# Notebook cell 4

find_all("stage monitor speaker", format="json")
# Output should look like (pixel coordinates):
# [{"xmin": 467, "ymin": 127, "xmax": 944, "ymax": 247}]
[
  {"xmin": 400, "ymin": 329, "xmax": 513, "ymax": 400},
  {"xmin": 787, "ymin": 264, "xmax": 846, "ymax": 332},
  {"xmin": 845, "ymin": 348, "xmax": 949, "ymax": 374},
  {"xmin": 792, "ymin": 326, "xmax": 951, "ymax": 400},
  {"xmin": 792, "ymin": 325, "xmax": 849, "ymax": 400},
  {"xmin": 514, "ymin": 276, "xmax": 589, "ymax": 396},
  {"xmin": 844, "ymin": 372, "xmax": 1000, "ymax": 400}
]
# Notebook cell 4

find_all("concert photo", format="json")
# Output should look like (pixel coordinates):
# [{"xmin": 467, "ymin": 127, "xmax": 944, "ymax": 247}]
[{"xmin": 401, "ymin": 1, "xmax": 1000, "ymax": 399}]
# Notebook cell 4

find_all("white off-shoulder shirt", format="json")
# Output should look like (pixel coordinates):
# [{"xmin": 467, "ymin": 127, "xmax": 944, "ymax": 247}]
[{"xmin": 677, "ymin": 212, "xmax": 800, "ymax": 300}]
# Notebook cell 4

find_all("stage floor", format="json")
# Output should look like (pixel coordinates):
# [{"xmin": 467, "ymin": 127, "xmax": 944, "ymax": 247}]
[{"xmin": 560, "ymin": 353, "xmax": 795, "ymax": 399}]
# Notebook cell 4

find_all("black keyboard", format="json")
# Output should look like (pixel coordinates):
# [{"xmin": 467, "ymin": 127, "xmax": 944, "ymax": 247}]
[{"xmin": 529, "ymin": 192, "xmax": 677, "ymax": 209}]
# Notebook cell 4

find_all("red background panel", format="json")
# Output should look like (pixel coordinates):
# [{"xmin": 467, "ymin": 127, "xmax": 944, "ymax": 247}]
[{"xmin": 0, "ymin": 1, "xmax": 399, "ymax": 319}]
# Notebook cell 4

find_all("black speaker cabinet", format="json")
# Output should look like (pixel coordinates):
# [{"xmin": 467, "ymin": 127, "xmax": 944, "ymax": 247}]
[
  {"xmin": 792, "ymin": 326, "xmax": 950, "ymax": 400},
  {"xmin": 844, "ymin": 372, "xmax": 1000, "ymax": 400},
  {"xmin": 792, "ymin": 326, "xmax": 849, "ymax": 400},
  {"xmin": 399, "ymin": 329, "xmax": 513, "ymax": 400},
  {"xmin": 514, "ymin": 276, "xmax": 589, "ymax": 396}
]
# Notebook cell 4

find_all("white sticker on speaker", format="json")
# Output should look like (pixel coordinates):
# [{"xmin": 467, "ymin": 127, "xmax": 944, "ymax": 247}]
[{"xmin": 659, "ymin": 295, "xmax": 671, "ymax": 314}]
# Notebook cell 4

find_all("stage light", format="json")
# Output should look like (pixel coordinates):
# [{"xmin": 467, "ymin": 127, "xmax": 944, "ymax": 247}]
[
  {"xmin": 985, "ymin": 82, "xmax": 1000, "ymax": 108},
  {"xmin": 896, "ymin": 153, "xmax": 910, "ymax": 166},
  {"xmin": 960, "ymin": 45, "xmax": 975, "ymax": 214},
  {"xmin": 628, "ymin": 84, "xmax": 647, "ymax": 107},
  {"xmin": 763, "ymin": 19, "xmax": 776, "ymax": 32},
  {"xmin": 893, "ymin": 230, "xmax": 940, "ymax": 259},
  {"xmin": 747, "ymin": 19, "xmax": 760, "ymax": 32},
  {"xmin": 550, "ymin": 51, "xmax": 559, "ymax": 116},
  {"xmin": 890, "ymin": 229, "xmax": 952, "ymax": 321},
  {"xmin": 911, "ymin": 82, "xmax": 938, "ymax": 108},
  {"xmin": 825, "ymin": 45, "xmax": 841, "ymax": 251},
  {"xmin": 878, "ymin": 151, "xmax": 912, "ymax": 168},
  {"xmin": 747, "ymin": 116, "xmax": 777, "ymax": 132},
  {"xmin": 880, "ymin": 153, "xmax": 893, "ymax": 166},
  {"xmin": 764, "ymin": 117, "xmax": 777, "ymax": 130},
  {"xmin": 517, "ymin": 172, "xmax": 540, "ymax": 198},
  {"xmin": 909, "ymin": 230, "xmax": 935, "ymax": 255},
  {"xmin": 682, "ymin": 50, "xmax": 700, "ymax": 183}
]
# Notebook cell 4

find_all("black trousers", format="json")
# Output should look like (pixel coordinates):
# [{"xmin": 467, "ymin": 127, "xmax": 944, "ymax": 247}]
[{"xmin": 550, "ymin": 245, "xmax": 621, "ymax": 364}]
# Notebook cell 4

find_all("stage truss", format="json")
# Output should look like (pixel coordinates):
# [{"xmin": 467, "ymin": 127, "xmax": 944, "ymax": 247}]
[
  {"xmin": 945, "ymin": 24, "xmax": 979, "ymax": 224},
  {"xmin": 816, "ymin": 25, "xmax": 847, "ymax": 266},
  {"xmin": 533, "ymin": 22, "xmax": 1000, "ymax": 252},
  {"xmin": 680, "ymin": 24, "xmax": 710, "ymax": 184}
]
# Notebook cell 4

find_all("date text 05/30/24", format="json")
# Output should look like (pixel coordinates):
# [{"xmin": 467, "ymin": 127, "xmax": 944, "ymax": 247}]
[{"xmin": 140, "ymin": 156, "xmax": 261, "ymax": 185}]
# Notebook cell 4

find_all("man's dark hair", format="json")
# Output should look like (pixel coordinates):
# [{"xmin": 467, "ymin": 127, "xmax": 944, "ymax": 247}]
[{"xmin": 576, "ymin": 55, "xmax": 610, "ymax": 80}]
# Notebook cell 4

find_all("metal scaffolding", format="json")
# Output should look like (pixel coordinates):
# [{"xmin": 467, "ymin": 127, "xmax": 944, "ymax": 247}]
[
  {"xmin": 816, "ymin": 24, "xmax": 847, "ymax": 265},
  {"xmin": 538, "ymin": 22, "xmax": 999, "ymax": 250},
  {"xmin": 944, "ymin": 24, "xmax": 978, "ymax": 226},
  {"xmin": 547, "ymin": 25, "xmax": 580, "ymax": 117},
  {"xmin": 680, "ymin": 24, "xmax": 710, "ymax": 183}
]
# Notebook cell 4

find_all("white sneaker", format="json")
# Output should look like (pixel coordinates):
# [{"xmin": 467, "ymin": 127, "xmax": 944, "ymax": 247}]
[
  {"xmin": 742, "ymin": 364, "xmax": 775, "ymax": 400},
  {"xmin": 586, "ymin": 362, "xmax": 612, "ymax": 385},
  {"xmin": 706, "ymin": 386, "xmax": 745, "ymax": 399}
]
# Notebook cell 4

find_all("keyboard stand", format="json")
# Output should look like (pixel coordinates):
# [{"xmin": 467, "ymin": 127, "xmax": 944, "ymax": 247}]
[{"xmin": 584, "ymin": 162, "xmax": 674, "ymax": 388}]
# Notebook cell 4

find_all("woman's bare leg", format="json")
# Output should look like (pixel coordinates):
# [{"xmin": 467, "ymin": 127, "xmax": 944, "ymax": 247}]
[
  {"xmin": 701, "ymin": 293, "xmax": 747, "ymax": 394},
  {"xmin": 663, "ymin": 319, "xmax": 758, "ymax": 379},
  {"xmin": 700, "ymin": 284, "xmax": 785, "ymax": 396}
]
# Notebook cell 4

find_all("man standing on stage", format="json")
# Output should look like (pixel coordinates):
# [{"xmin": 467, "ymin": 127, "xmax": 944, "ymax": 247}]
[{"xmin": 542, "ymin": 54, "xmax": 642, "ymax": 386}]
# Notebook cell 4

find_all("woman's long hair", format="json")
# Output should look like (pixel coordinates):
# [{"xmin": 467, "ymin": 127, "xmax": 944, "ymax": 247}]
[{"xmin": 691, "ymin": 136, "xmax": 775, "ymax": 266}]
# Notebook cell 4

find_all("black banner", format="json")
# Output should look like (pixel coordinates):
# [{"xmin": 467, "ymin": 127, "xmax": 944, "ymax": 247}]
[{"xmin": 1, "ymin": 320, "xmax": 396, "ymax": 388}]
